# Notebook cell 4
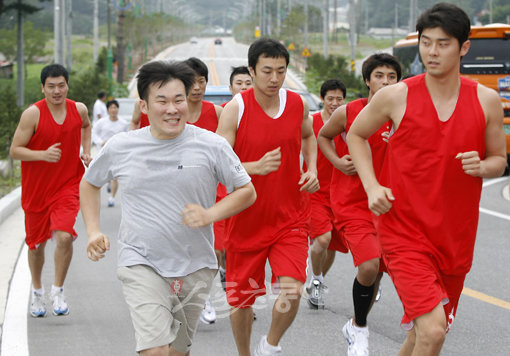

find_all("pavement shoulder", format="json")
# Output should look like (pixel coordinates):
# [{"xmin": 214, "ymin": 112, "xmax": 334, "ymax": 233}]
[{"xmin": 0, "ymin": 188, "xmax": 24, "ymax": 345}]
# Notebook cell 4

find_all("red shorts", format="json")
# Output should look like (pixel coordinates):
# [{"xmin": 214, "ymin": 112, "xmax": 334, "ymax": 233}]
[
  {"xmin": 225, "ymin": 229, "xmax": 308, "ymax": 308},
  {"xmin": 336, "ymin": 220, "xmax": 381, "ymax": 267},
  {"xmin": 214, "ymin": 184, "xmax": 228, "ymax": 251},
  {"xmin": 384, "ymin": 250, "xmax": 466, "ymax": 331},
  {"xmin": 309, "ymin": 197, "xmax": 348, "ymax": 253},
  {"xmin": 24, "ymin": 193, "xmax": 80, "ymax": 250},
  {"xmin": 213, "ymin": 219, "xmax": 225, "ymax": 251}
]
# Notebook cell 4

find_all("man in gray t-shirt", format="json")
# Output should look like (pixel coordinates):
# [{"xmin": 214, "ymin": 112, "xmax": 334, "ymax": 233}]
[{"xmin": 80, "ymin": 60, "xmax": 256, "ymax": 356}]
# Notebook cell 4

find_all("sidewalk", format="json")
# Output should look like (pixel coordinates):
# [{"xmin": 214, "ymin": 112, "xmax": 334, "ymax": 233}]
[{"xmin": 0, "ymin": 187, "xmax": 25, "ymax": 346}]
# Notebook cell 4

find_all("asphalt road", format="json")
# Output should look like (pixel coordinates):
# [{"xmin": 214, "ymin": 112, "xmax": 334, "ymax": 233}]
[
  {"xmin": 0, "ymin": 177, "xmax": 503, "ymax": 355},
  {"xmin": 1, "ymin": 37, "xmax": 510, "ymax": 356}
]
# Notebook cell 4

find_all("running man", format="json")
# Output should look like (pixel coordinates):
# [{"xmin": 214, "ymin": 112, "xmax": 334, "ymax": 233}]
[
  {"xmin": 217, "ymin": 38, "xmax": 319, "ymax": 356},
  {"xmin": 318, "ymin": 53, "xmax": 401, "ymax": 355},
  {"xmin": 10, "ymin": 64, "xmax": 92, "ymax": 317},
  {"xmin": 91, "ymin": 99, "xmax": 129, "ymax": 207},
  {"xmin": 80, "ymin": 60, "xmax": 256, "ymax": 356},
  {"xmin": 183, "ymin": 56, "xmax": 225, "ymax": 325},
  {"xmin": 305, "ymin": 78, "xmax": 349, "ymax": 309},
  {"xmin": 223, "ymin": 65, "xmax": 253, "ymax": 107},
  {"xmin": 347, "ymin": 3, "xmax": 506, "ymax": 355}
]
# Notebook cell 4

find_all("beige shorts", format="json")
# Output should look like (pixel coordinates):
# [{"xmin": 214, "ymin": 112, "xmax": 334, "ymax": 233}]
[{"xmin": 117, "ymin": 265, "xmax": 216, "ymax": 353}]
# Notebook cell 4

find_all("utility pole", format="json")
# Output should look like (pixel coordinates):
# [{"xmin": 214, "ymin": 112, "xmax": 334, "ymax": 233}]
[
  {"xmin": 409, "ymin": 0, "xmax": 415, "ymax": 33},
  {"xmin": 304, "ymin": 0, "xmax": 308, "ymax": 48},
  {"xmin": 107, "ymin": 0, "xmax": 113, "ymax": 94},
  {"xmin": 54, "ymin": 0, "xmax": 63, "ymax": 64},
  {"xmin": 348, "ymin": 0, "xmax": 357, "ymax": 72},
  {"xmin": 489, "ymin": 0, "xmax": 493, "ymax": 23},
  {"xmin": 333, "ymin": 0, "xmax": 337, "ymax": 42},
  {"xmin": 277, "ymin": 0, "xmax": 281, "ymax": 37},
  {"xmin": 16, "ymin": 0, "xmax": 24, "ymax": 107},
  {"xmin": 323, "ymin": 0, "xmax": 329, "ymax": 58},
  {"xmin": 66, "ymin": 0, "xmax": 72, "ymax": 70},
  {"xmin": 93, "ymin": 0, "xmax": 99, "ymax": 62}
]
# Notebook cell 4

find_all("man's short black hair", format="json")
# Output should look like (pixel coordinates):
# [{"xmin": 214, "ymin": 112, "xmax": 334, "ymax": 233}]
[
  {"xmin": 106, "ymin": 100, "xmax": 119, "ymax": 109},
  {"xmin": 40, "ymin": 64, "xmax": 69, "ymax": 86},
  {"xmin": 416, "ymin": 2, "xmax": 471, "ymax": 47},
  {"xmin": 248, "ymin": 38, "xmax": 289, "ymax": 73},
  {"xmin": 98, "ymin": 91, "xmax": 106, "ymax": 99},
  {"xmin": 183, "ymin": 57, "xmax": 209, "ymax": 83},
  {"xmin": 362, "ymin": 53, "xmax": 402, "ymax": 83},
  {"xmin": 320, "ymin": 79, "xmax": 347, "ymax": 99},
  {"xmin": 136, "ymin": 60, "xmax": 195, "ymax": 103},
  {"xmin": 229, "ymin": 66, "xmax": 251, "ymax": 86}
]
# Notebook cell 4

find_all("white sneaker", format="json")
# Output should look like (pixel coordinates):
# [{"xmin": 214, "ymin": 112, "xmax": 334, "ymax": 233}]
[
  {"xmin": 30, "ymin": 287, "xmax": 46, "ymax": 317},
  {"xmin": 200, "ymin": 298, "xmax": 216, "ymax": 324},
  {"xmin": 51, "ymin": 286, "xmax": 69, "ymax": 316},
  {"xmin": 254, "ymin": 335, "xmax": 282, "ymax": 356},
  {"xmin": 342, "ymin": 318, "xmax": 369, "ymax": 356},
  {"xmin": 107, "ymin": 197, "xmax": 115, "ymax": 207}
]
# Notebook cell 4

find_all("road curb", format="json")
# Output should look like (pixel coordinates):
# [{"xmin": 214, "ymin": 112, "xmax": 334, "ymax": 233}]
[{"xmin": 0, "ymin": 187, "xmax": 21, "ymax": 225}]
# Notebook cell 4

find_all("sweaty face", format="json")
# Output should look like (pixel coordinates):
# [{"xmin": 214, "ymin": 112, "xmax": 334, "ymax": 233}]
[
  {"xmin": 250, "ymin": 56, "xmax": 287, "ymax": 97},
  {"xmin": 188, "ymin": 75, "xmax": 207, "ymax": 103},
  {"xmin": 322, "ymin": 89, "xmax": 345, "ymax": 117},
  {"xmin": 419, "ymin": 27, "xmax": 469, "ymax": 78},
  {"xmin": 141, "ymin": 79, "xmax": 189, "ymax": 140},
  {"xmin": 366, "ymin": 66, "xmax": 399, "ymax": 95},
  {"xmin": 230, "ymin": 74, "xmax": 253, "ymax": 96},
  {"xmin": 42, "ymin": 76, "xmax": 68, "ymax": 106}
]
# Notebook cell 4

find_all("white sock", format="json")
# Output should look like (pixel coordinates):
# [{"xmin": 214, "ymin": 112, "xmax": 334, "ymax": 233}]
[
  {"xmin": 32, "ymin": 286, "xmax": 44, "ymax": 295},
  {"xmin": 312, "ymin": 273, "xmax": 324, "ymax": 283},
  {"xmin": 262, "ymin": 336, "xmax": 281, "ymax": 351},
  {"xmin": 219, "ymin": 266, "xmax": 226, "ymax": 273},
  {"xmin": 51, "ymin": 285, "xmax": 63, "ymax": 294}
]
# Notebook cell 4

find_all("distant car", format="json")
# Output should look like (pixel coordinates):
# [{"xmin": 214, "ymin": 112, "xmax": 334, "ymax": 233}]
[
  {"xmin": 204, "ymin": 85, "xmax": 232, "ymax": 105},
  {"xmin": 190, "ymin": 36, "xmax": 198, "ymax": 44},
  {"xmin": 115, "ymin": 97, "xmax": 137, "ymax": 124},
  {"xmin": 290, "ymin": 89, "xmax": 323, "ymax": 114},
  {"xmin": 214, "ymin": 38, "xmax": 222, "ymax": 45}
]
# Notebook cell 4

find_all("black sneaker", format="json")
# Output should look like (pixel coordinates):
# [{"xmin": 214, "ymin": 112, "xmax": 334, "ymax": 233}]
[{"xmin": 220, "ymin": 269, "xmax": 227, "ymax": 292}]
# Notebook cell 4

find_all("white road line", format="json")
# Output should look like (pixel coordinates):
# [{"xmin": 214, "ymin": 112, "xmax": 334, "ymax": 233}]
[
  {"xmin": 482, "ymin": 177, "xmax": 508, "ymax": 187},
  {"xmin": 479, "ymin": 207, "xmax": 510, "ymax": 221},
  {"xmin": 1, "ymin": 244, "xmax": 30, "ymax": 356}
]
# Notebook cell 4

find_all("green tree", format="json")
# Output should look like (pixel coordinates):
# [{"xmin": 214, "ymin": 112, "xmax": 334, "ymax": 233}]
[
  {"xmin": 0, "ymin": 84, "xmax": 22, "ymax": 160},
  {"xmin": 305, "ymin": 53, "xmax": 367, "ymax": 100}
]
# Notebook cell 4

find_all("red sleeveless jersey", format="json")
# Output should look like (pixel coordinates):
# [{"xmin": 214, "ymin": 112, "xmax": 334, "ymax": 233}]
[
  {"xmin": 378, "ymin": 74, "xmax": 486, "ymax": 275},
  {"xmin": 226, "ymin": 88, "xmax": 308, "ymax": 251},
  {"xmin": 331, "ymin": 98, "xmax": 390, "ymax": 225},
  {"xmin": 189, "ymin": 101, "xmax": 218, "ymax": 132},
  {"xmin": 311, "ymin": 112, "xmax": 333, "ymax": 200},
  {"xmin": 140, "ymin": 112, "xmax": 149, "ymax": 128},
  {"xmin": 21, "ymin": 99, "xmax": 85, "ymax": 212}
]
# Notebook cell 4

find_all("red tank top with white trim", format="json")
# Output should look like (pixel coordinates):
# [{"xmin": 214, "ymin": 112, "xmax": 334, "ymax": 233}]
[
  {"xmin": 378, "ymin": 74, "xmax": 486, "ymax": 275},
  {"xmin": 226, "ymin": 88, "xmax": 308, "ymax": 251}
]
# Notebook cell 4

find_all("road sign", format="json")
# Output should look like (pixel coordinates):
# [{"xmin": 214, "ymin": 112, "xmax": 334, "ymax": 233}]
[
  {"xmin": 301, "ymin": 47, "xmax": 311, "ymax": 57},
  {"xmin": 288, "ymin": 42, "xmax": 296, "ymax": 51}
]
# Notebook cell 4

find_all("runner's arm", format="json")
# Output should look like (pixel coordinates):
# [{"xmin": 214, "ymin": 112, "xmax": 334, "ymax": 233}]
[
  {"xmin": 78, "ymin": 102, "xmax": 92, "ymax": 166},
  {"xmin": 456, "ymin": 85, "xmax": 506, "ymax": 178},
  {"xmin": 300, "ymin": 100, "xmax": 319, "ymax": 193},
  {"xmin": 80, "ymin": 178, "xmax": 110, "ymax": 261}
]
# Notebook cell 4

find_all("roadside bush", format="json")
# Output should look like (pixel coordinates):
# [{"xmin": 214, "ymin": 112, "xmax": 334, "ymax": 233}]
[
  {"xmin": 305, "ymin": 53, "xmax": 368, "ymax": 101},
  {"xmin": 0, "ymin": 84, "xmax": 22, "ymax": 159}
]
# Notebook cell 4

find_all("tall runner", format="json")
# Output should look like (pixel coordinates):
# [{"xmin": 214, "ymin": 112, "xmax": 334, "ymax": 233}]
[
  {"xmin": 347, "ymin": 3, "xmax": 506, "ymax": 355},
  {"xmin": 305, "ymin": 79, "xmax": 349, "ymax": 309},
  {"xmin": 319, "ymin": 53, "xmax": 401, "ymax": 355},
  {"xmin": 10, "ymin": 64, "xmax": 92, "ymax": 317},
  {"xmin": 217, "ymin": 38, "xmax": 319, "ymax": 356}
]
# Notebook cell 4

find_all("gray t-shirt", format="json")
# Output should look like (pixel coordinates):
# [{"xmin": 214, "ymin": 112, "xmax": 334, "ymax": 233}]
[{"xmin": 84, "ymin": 125, "xmax": 251, "ymax": 277}]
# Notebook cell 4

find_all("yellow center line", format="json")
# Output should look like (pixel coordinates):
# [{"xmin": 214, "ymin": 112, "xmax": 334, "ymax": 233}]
[
  {"xmin": 462, "ymin": 287, "xmax": 510, "ymax": 310},
  {"xmin": 208, "ymin": 42, "xmax": 220, "ymax": 86}
]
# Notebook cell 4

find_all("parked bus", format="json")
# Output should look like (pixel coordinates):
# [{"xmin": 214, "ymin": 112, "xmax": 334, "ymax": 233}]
[{"xmin": 393, "ymin": 24, "xmax": 510, "ymax": 171}]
